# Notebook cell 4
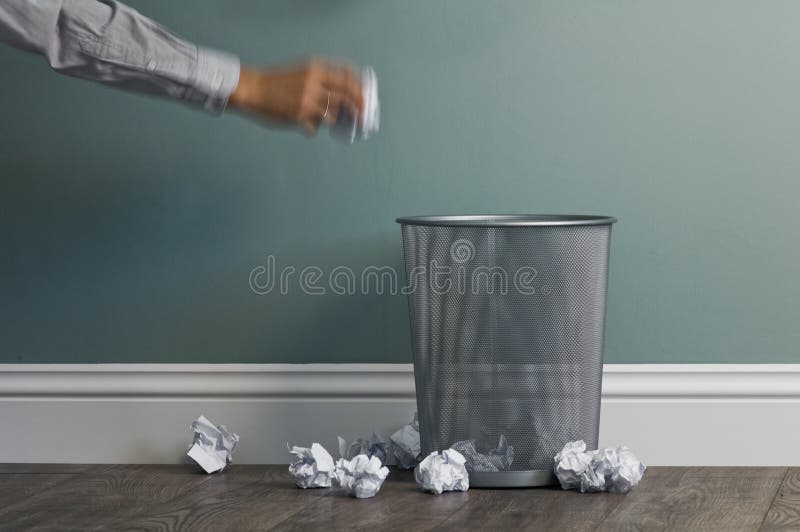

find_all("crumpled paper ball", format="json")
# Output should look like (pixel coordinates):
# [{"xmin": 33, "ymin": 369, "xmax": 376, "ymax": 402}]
[
  {"xmin": 186, "ymin": 415, "xmax": 239, "ymax": 474},
  {"xmin": 451, "ymin": 435, "xmax": 514, "ymax": 472},
  {"xmin": 288, "ymin": 442, "xmax": 335, "ymax": 488},
  {"xmin": 608, "ymin": 446, "xmax": 647, "ymax": 494},
  {"xmin": 390, "ymin": 413, "xmax": 422, "ymax": 470},
  {"xmin": 554, "ymin": 440, "xmax": 595, "ymax": 490},
  {"xmin": 333, "ymin": 454, "xmax": 390, "ymax": 498},
  {"xmin": 338, "ymin": 433, "xmax": 388, "ymax": 465},
  {"xmin": 554, "ymin": 440, "xmax": 646, "ymax": 494},
  {"xmin": 414, "ymin": 449, "xmax": 470, "ymax": 495}
]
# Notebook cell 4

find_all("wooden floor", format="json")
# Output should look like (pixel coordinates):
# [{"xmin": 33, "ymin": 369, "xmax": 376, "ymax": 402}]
[{"xmin": 1, "ymin": 465, "xmax": 799, "ymax": 531}]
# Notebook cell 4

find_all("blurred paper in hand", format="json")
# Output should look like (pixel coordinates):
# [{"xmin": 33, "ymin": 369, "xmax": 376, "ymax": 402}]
[{"xmin": 331, "ymin": 66, "xmax": 379, "ymax": 143}]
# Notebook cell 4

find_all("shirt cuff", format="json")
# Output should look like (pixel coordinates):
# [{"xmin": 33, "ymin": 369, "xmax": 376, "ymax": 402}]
[{"xmin": 186, "ymin": 47, "xmax": 241, "ymax": 115}]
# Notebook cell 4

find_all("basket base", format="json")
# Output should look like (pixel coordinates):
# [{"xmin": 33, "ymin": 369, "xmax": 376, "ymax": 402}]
[{"xmin": 469, "ymin": 469, "xmax": 557, "ymax": 488}]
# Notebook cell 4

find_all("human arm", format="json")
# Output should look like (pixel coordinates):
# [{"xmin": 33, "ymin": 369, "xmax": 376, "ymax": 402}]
[{"xmin": 0, "ymin": 0, "xmax": 363, "ymax": 132}]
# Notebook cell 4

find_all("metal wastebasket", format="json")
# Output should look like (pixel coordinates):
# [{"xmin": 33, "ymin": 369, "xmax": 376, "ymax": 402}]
[{"xmin": 397, "ymin": 215, "xmax": 616, "ymax": 488}]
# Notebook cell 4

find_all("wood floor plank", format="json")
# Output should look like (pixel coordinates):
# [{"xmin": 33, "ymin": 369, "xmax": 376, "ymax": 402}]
[
  {"xmin": 110, "ymin": 475, "xmax": 292, "ymax": 531},
  {"xmin": 435, "ymin": 488, "xmax": 518, "ymax": 530},
  {"xmin": 271, "ymin": 468, "xmax": 470, "ymax": 532},
  {"xmin": 95, "ymin": 465, "xmax": 336, "ymax": 532},
  {"xmin": 0, "ymin": 465, "xmax": 215, "ymax": 531},
  {"xmin": 597, "ymin": 467, "xmax": 785, "ymax": 532},
  {"xmin": 0, "ymin": 465, "xmax": 792, "ymax": 531},
  {"xmin": 761, "ymin": 468, "xmax": 800, "ymax": 531},
  {"xmin": 0, "ymin": 464, "xmax": 108, "ymax": 474},
  {"xmin": 437, "ymin": 488, "xmax": 557, "ymax": 531},
  {"xmin": 514, "ymin": 488, "xmax": 625, "ymax": 531},
  {"xmin": 0, "ymin": 473, "xmax": 78, "ymax": 510},
  {"xmin": 440, "ymin": 468, "xmax": 685, "ymax": 531}
]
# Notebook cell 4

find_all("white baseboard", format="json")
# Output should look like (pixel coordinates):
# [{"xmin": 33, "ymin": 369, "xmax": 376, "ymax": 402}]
[{"xmin": 1, "ymin": 364, "xmax": 799, "ymax": 466}]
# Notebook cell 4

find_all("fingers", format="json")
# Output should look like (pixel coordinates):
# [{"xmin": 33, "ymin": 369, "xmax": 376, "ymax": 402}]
[
  {"xmin": 302, "ymin": 87, "xmax": 351, "ymax": 134},
  {"xmin": 299, "ymin": 102, "xmax": 325, "ymax": 136},
  {"xmin": 298, "ymin": 91, "xmax": 338, "ymax": 136},
  {"xmin": 295, "ymin": 58, "xmax": 364, "ymax": 136},
  {"xmin": 299, "ymin": 118, "xmax": 320, "ymax": 136},
  {"xmin": 322, "ymin": 91, "xmax": 349, "ymax": 126},
  {"xmin": 321, "ymin": 63, "xmax": 363, "ymax": 117}
]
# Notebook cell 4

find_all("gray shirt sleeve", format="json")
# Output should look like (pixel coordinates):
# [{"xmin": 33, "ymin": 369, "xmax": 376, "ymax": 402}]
[{"xmin": 0, "ymin": 0, "xmax": 240, "ymax": 114}]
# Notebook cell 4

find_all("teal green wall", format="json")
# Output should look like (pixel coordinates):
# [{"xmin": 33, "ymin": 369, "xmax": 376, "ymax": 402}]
[{"xmin": 2, "ymin": 1, "xmax": 799, "ymax": 364}]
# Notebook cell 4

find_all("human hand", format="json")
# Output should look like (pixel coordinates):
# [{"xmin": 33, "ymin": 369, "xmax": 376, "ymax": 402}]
[{"xmin": 228, "ymin": 59, "xmax": 364, "ymax": 136}]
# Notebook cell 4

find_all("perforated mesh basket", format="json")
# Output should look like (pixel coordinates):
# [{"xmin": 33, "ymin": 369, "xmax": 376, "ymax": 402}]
[{"xmin": 397, "ymin": 215, "xmax": 616, "ymax": 488}]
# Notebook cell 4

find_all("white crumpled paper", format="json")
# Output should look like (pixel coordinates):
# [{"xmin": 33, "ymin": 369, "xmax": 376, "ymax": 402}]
[
  {"xmin": 554, "ymin": 440, "xmax": 646, "ymax": 494},
  {"xmin": 338, "ymin": 433, "xmax": 388, "ymax": 465},
  {"xmin": 186, "ymin": 415, "xmax": 239, "ymax": 474},
  {"xmin": 390, "ymin": 413, "xmax": 422, "ymax": 470},
  {"xmin": 333, "ymin": 454, "xmax": 390, "ymax": 498},
  {"xmin": 451, "ymin": 435, "xmax": 514, "ymax": 472},
  {"xmin": 414, "ymin": 449, "xmax": 470, "ymax": 495},
  {"xmin": 608, "ymin": 446, "xmax": 647, "ymax": 494},
  {"xmin": 288, "ymin": 442, "xmax": 335, "ymax": 489}
]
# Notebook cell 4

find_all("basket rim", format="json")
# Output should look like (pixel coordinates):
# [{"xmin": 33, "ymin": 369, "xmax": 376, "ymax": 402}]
[{"xmin": 395, "ymin": 214, "xmax": 617, "ymax": 227}]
